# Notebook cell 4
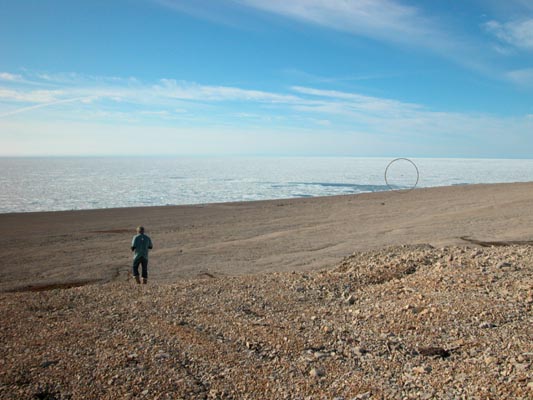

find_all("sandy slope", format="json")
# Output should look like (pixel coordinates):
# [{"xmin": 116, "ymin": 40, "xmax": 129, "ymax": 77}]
[{"xmin": 2, "ymin": 182, "xmax": 533, "ymax": 292}]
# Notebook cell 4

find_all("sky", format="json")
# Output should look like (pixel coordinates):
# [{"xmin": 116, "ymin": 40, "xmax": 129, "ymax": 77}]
[{"xmin": 0, "ymin": 0, "xmax": 532, "ymax": 157}]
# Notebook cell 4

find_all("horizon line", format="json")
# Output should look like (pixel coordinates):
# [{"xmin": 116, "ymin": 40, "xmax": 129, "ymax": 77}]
[{"xmin": 1, "ymin": 154, "xmax": 533, "ymax": 160}]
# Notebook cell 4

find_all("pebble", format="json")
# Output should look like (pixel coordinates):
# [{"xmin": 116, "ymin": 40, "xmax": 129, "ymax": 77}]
[
  {"xmin": 479, "ymin": 322, "xmax": 497, "ymax": 329},
  {"xmin": 309, "ymin": 367, "xmax": 325, "ymax": 378},
  {"xmin": 413, "ymin": 365, "xmax": 432, "ymax": 374},
  {"xmin": 354, "ymin": 346, "xmax": 368, "ymax": 356},
  {"xmin": 40, "ymin": 360, "xmax": 58, "ymax": 368},
  {"xmin": 322, "ymin": 326, "xmax": 333, "ymax": 333},
  {"xmin": 497, "ymin": 262, "xmax": 512, "ymax": 269},
  {"xmin": 345, "ymin": 295, "xmax": 356, "ymax": 305},
  {"xmin": 418, "ymin": 347, "xmax": 450, "ymax": 358},
  {"xmin": 471, "ymin": 250, "xmax": 483, "ymax": 258},
  {"xmin": 484, "ymin": 356, "xmax": 498, "ymax": 365}
]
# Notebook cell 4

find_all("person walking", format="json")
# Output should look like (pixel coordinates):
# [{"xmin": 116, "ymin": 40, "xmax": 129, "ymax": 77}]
[{"xmin": 131, "ymin": 226, "xmax": 153, "ymax": 284}]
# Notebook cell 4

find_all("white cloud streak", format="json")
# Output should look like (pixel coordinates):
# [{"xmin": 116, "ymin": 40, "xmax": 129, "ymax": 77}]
[
  {"xmin": 158, "ymin": 0, "xmax": 494, "ymax": 74},
  {"xmin": 237, "ymin": 0, "xmax": 435, "ymax": 45},
  {"xmin": 288, "ymin": 86, "xmax": 533, "ymax": 145},
  {"xmin": 291, "ymin": 86, "xmax": 421, "ymax": 115},
  {"xmin": 0, "ymin": 97, "xmax": 87, "ymax": 118},
  {"xmin": 240, "ymin": 0, "xmax": 492, "ymax": 70},
  {"xmin": 0, "ymin": 72, "xmax": 23, "ymax": 82},
  {"xmin": 484, "ymin": 18, "xmax": 533, "ymax": 50},
  {"xmin": 0, "ymin": 73, "xmax": 303, "ymax": 119},
  {"xmin": 0, "ymin": 88, "xmax": 65, "ymax": 103},
  {"xmin": 506, "ymin": 68, "xmax": 533, "ymax": 86},
  {"xmin": 154, "ymin": 79, "xmax": 300, "ymax": 103},
  {"xmin": 1, "ymin": 70, "xmax": 532, "ymax": 157}
]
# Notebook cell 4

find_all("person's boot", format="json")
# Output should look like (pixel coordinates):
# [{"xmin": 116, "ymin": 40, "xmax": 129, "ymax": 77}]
[
  {"xmin": 142, "ymin": 278, "xmax": 147, "ymax": 284},
  {"xmin": 134, "ymin": 276, "xmax": 141, "ymax": 284}
]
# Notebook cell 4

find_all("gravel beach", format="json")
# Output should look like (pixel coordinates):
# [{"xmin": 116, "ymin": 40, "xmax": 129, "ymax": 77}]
[{"xmin": 1, "ymin": 244, "xmax": 532, "ymax": 399}]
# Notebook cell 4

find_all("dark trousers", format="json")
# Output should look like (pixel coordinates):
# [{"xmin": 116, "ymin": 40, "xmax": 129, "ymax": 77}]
[{"xmin": 133, "ymin": 257, "xmax": 148, "ymax": 279}]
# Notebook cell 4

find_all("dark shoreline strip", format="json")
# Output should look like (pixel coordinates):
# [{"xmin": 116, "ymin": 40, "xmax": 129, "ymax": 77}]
[
  {"xmin": 4, "ymin": 279, "xmax": 102, "ymax": 293},
  {"xmin": 460, "ymin": 236, "xmax": 533, "ymax": 247}
]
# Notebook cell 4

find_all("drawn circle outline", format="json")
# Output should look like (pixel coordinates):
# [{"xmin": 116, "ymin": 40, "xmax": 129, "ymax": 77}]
[{"xmin": 384, "ymin": 158, "xmax": 419, "ymax": 192}]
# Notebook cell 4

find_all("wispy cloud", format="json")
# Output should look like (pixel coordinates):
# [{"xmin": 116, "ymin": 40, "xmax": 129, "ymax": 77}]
[
  {"xmin": 0, "ymin": 72, "xmax": 23, "ymax": 82},
  {"xmin": 154, "ymin": 79, "xmax": 300, "ymax": 103},
  {"xmin": 281, "ymin": 68, "xmax": 401, "ymax": 84},
  {"xmin": 157, "ymin": 0, "xmax": 496, "ymax": 75},
  {"xmin": 237, "ymin": 0, "xmax": 438, "ymax": 46},
  {"xmin": 1, "ymin": 70, "xmax": 532, "ymax": 156},
  {"xmin": 291, "ymin": 86, "xmax": 421, "ymax": 115},
  {"xmin": 163, "ymin": 0, "xmax": 459, "ymax": 55},
  {"xmin": 484, "ymin": 18, "xmax": 533, "ymax": 50},
  {"xmin": 1, "ymin": 70, "xmax": 532, "ymax": 145},
  {"xmin": 286, "ymin": 85, "xmax": 533, "ymax": 146},
  {"xmin": 139, "ymin": 110, "xmax": 170, "ymax": 116},
  {"xmin": 0, "ymin": 72, "xmax": 302, "ymax": 119},
  {"xmin": 0, "ymin": 97, "xmax": 87, "ymax": 118},
  {"xmin": 155, "ymin": 0, "xmax": 250, "ymax": 28},
  {"xmin": 506, "ymin": 68, "xmax": 533, "ymax": 86},
  {"xmin": 0, "ymin": 88, "xmax": 65, "ymax": 103}
]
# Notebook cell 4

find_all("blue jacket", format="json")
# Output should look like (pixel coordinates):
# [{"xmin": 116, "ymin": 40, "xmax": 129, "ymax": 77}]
[{"xmin": 131, "ymin": 233, "xmax": 153, "ymax": 262}]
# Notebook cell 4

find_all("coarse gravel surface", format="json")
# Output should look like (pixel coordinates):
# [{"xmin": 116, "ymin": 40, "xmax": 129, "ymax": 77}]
[{"xmin": 1, "ymin": 244, "xmax": 532, "ymax": 399}]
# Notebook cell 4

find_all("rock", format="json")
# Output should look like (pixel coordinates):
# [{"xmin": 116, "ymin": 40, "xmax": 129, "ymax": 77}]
[
  {"xmin": 420, "ymin": 391, "xmax": 435, "ymax": 400},
  {"xmin": 497, "ymin": 262, "xmax": 511, "ymax": 269},
  {"xmin": 484, "ymin": 356, "xmax": 498, "ymax": 365},
  {"xmin": 471, "ymin": 250, "xmax": 483, "ymax": 258},
  {"xmin": 410, "ymin": 306, "xmax": 425, "ymax": 315},
  {"xmin": 354, "ymin": 346, "xmax": 368, "ymax": 356},
  {"xmin": 40, "ymin": 360, "xmax": 59, "ymax": 368},
  {"xmin": 345, "ymin": 295, "xmax": 356, "ymax": 305},
  {"xmin": 313, "ymin": 352, "xmax": 329, "ymax": 359},
  {"xmin": 418, "ymin": 347, "xmax": 451, "ymax": 358},
  {"xmin": 322, "ymin": 326, "xmax": 333, "ymax": 333},
  {"xmin": 309, "ymin": 367, "xmax": 325, "ymax": 378},
  {"xmin": 155, "ymin": 352, "xmax": 170, "ymax": 360},
  {"xmin": 413, "ymin": 365, "xmax": 432, "ymax": 374}
]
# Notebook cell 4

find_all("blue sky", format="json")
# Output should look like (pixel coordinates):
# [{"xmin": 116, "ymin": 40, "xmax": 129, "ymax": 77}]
[{"xmin": 0, "ymin": 0, "xmax": 532, "ymax": 157}]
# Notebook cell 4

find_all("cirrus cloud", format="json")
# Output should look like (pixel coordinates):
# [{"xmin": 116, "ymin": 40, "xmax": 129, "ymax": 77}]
[
  {"xmin": 1, "ymin": 70, "xmax": 532, "ymax": 158},
  {"xmin": 484, "ymin": 18, "xmax": 533, "ymax": 50}
]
